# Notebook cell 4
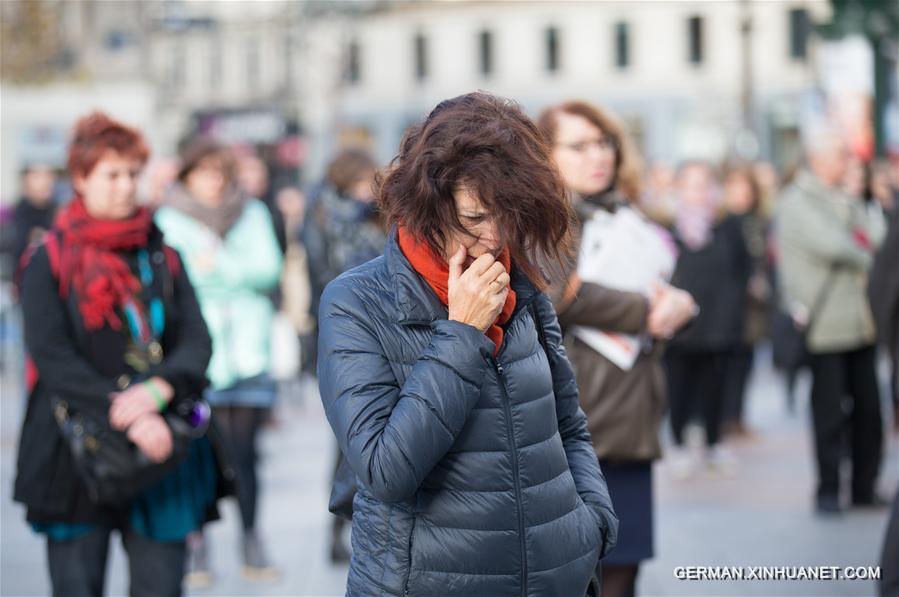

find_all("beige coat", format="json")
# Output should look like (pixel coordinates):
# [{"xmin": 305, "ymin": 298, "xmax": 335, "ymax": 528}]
[{"xmin": 776, "ymin": 170, "xmax": 877, "ymax": 353}]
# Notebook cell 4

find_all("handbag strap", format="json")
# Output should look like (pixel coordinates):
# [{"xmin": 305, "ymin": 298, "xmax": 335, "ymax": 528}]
[{"xmin": 806, "ymin": 264, "xmax": 841, "ymax": 331}]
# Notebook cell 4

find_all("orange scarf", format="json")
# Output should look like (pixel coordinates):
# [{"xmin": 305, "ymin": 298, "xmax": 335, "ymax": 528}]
[{"xmin": 398, "ymin": 227, "xmax": 516, "ymax": 355}]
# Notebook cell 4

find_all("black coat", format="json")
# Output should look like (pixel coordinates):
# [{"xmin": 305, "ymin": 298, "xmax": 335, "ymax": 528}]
[
  {"xmin": 669, "ymin": 214, "xmax": 752, "ymax": 351},
  {"xmin": 868, "ymin": 203, "xmax": 899, "ymax": 394},
  {"xmin": 12, "ymin": 198, "xmax": 56, "ymax": 266},
  {"xmin": 317, "ymin": 231, "xmax": 617, "ymax": 596},
  {"xmin": 301, "ymin": 184, "xmax": 386, "ymax": 318},
  {"xmin": 13, "ymin": 227, "xmax": 215, "ymax": 525}
]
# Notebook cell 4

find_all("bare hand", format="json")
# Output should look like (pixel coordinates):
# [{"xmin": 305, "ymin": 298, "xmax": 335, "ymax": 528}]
[
  {"xmin": 558, "ymin": 273, "xmax": 582, "ymax": 312},
  {"xmin": 109, "ymin": 377, "xmax": 173, "ymax": 431},
  {"xmin": 747, "ymin": 273, "xmax": 770, "ymax": 303},
  {"xmin": 127, "ymin": 413, "xmax": 173, "ymax": 463},
  {"xmin": 447, "ymin": 245, "xmax": 510, "ymax": 333},
  {"xmin": 647, "ymin": 284, "xmax": 696, "ymax": 339}
]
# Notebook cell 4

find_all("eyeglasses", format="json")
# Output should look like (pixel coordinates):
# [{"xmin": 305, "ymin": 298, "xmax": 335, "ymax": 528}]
[{"xmin": 556, "ymin": 136, "xmax": 617, "ymax": 154}]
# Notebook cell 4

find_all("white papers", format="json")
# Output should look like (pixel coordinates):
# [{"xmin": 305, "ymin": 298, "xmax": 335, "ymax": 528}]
[{"xmin": 572, "ymin": 207, "xmax": 677, "ymax": 370}]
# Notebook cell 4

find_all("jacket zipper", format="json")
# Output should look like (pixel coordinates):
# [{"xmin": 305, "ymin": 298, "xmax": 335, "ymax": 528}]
[{"xmin": 495, "ymin": 359, "xmax": 527, "ymax": 597}]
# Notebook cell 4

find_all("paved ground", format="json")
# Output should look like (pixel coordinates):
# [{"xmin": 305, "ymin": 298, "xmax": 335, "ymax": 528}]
[
  {"xmin": 640, "ymin": 352, "xmax": 897, "ymax": 596},
  {"xmin": 1, "ymin": 311, "xmax": 896, "ymax": 597}
]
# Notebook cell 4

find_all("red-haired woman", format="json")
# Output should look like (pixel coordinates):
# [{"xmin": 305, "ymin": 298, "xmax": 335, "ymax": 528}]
[
  {"xmin": 317, "ymin": 92, "xmax": 617, "ymax": 596},
  {"xmin": 13, "ymin": 112, "xmax": 221, "ymax": 597}
]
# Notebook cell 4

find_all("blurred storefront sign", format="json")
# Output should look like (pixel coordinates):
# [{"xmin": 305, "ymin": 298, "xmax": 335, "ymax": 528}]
[
  {"xmin": 193, "ymin": 107, "xmax": 306, "ymax": 168},
  {"xmin": 818, "ymin": 35, "xmax": 876, "ymax": 159},
  {"xmin": 195, "ymin": 107, "xmax": 287, "ymax": 146}
]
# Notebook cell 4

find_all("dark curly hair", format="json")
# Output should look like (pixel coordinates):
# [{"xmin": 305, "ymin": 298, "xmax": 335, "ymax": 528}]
[{"xmin": 376, "ymin": 91, "xmax": 574, "ymax": 289}]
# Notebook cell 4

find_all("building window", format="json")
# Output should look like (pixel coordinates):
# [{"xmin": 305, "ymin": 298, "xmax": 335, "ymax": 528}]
[
  {"xmin": 545, "ymin": 26, "xmax": 559, "ymax": 72},
  {"xmin": 209, "ymin": 36, "xmax": 221, "ymax": 90},
  {"xmin": 687, "ymin": 15, "xmax": 703, "ymax": 65},
  {"xmin": 105, "ymin": 30, "xmax": 134, "ymax": 51},
  {"xmin": 789, "ymin": 8, "xmax": 810, "ymax": 60},
  {"xmin": 346, "ymin": 38, "xmax": 361, "ymax": 84},
  {"xmin": 614, "ymin": 21, "xmax": 629, "ymax": 69},
  {"xmin": 170, "ymin": 42, "xmax": 185, "ymax": 90},
  {"xmin": 478, "ymin": 29, "xmax": 493, "ymax": 77},
  {"xmin": 246, "ymin": 37, "xmax": 260, "ymax": 89},
  {"xmin": 414, "ymin": 32, "xmax": 427, "ymax": 81}
]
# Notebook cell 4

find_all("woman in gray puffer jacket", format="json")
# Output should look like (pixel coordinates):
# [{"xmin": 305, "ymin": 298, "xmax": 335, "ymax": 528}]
[{"xmin": 318, "ymin": 92, "xmax": 618, "ymax": 596}]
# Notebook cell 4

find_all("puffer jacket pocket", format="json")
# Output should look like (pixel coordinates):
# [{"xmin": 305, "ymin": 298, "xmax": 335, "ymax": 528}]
[
  {"xmin": 577, "ymin": 495, "xmax": 605, "ymax": 557},
  {"xmin": 402, "ymin": 515, "xmax": 418, "ymax": 596}
]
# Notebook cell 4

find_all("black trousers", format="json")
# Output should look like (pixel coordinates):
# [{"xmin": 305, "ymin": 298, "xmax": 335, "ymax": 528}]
[
  {"xmin": 665, "ymin": 348, "xmax": 728, "ymax": 447},
  {"xmin": 46, "ymin": 525, "xmax": 185, "ymax": 597},
  {"xmin": 723, "ymin": 344, "xmax": 754, "ymax": 425},
  {"xmin": 213, "ymin": 405, "xmax": 266, "ymax": 530},
  {"xmin": 808, "ymin": 345, "xmax": 883, "ymax": 500}
]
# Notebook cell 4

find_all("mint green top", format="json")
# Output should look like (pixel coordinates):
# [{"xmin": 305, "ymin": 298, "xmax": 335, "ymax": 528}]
[{"xmin": 155, "ymin": 200, "xmax": 282, "ymax": 390}]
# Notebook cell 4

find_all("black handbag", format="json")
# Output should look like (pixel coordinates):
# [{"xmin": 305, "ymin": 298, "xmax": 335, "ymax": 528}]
[
  {"xmin": 52, "ymin": 393, "xmax": 210, "ymax": 505},
  {"xmin": 328, "ymin": 450, "xmax": 356, "ymax": 520},
  {"xmin": 772, "ymin": 265, "xmax": 839, "ymax": 371}
]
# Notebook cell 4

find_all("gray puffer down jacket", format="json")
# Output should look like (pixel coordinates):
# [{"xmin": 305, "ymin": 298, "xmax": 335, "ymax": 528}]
[{"xmin": 318, "ymin": 232, "xmax": 618, "ymax": 596}]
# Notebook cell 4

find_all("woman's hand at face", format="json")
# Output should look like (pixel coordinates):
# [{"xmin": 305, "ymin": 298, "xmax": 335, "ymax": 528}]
[
  {"xmin": 126, "ymin": 413, "xmax": 173, "ymax": 463},
  {"xmin": 447, "ymin": 245, "xmax": 510, "ymax": 333}
]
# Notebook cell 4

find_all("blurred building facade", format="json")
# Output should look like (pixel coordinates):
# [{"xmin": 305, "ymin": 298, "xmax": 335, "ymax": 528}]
[
  {"xmin": 301, "ymin": 0, "xmax": 832, "ymax": 177},
  {"xmin": 3, "ymin": 0, "xmax": 873, "ymax": 201},
  {"xmin": 1, "ymin": 0, "xmax": 305, "ymax": 202},
  {"xmin": 146, "ymin": 0, "xmax": 302, "ymax": 155},
  {"xmin": 1, "ymin": 1, "xmax": 154, "ymax": 201}
]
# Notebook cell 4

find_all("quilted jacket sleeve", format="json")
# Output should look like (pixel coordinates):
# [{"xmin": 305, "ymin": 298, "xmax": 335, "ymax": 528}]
[
  {"xmin": 533, "ymin": 292, "xmax": 619, "ymax": 558},
  {"xmin": 317, "ymin": 276, "xmax": 496, "ymax": 503}
]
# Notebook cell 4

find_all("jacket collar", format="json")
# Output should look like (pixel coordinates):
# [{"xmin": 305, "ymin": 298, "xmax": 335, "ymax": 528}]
[
  {"xmin": 795, "ymin": 169, "xmax": 854, "ymax": 205},
  {"xmin": 795, "ymin": 169, "xmax": 831, "ymax": 197},
  {"xmin": 794, "ymin": 169, "xmax": 858, "ymax": 220},
  {"xmin": 384, "ymin": 227, "xmax": 539, "ymax": 325}
]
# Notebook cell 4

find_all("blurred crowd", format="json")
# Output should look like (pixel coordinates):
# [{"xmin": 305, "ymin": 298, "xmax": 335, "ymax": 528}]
[{"xmin": 0, "ymin": 95, "xmax": 897, "ymax": 597}]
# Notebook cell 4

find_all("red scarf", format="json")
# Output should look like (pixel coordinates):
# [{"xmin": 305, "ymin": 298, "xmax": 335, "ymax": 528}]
[
  {"xmin": 53, "ymin": 198, "xmax": 152, "ymax": 331},
  {"xmin": 398, "ymin": 226, "xmax": 516, "ymax": 355}
]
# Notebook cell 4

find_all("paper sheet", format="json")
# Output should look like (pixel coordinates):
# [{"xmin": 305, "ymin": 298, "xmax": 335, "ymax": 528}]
[{"xmin": 572, "ymin": 207, "xmax": 677, "ymax": 370}]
